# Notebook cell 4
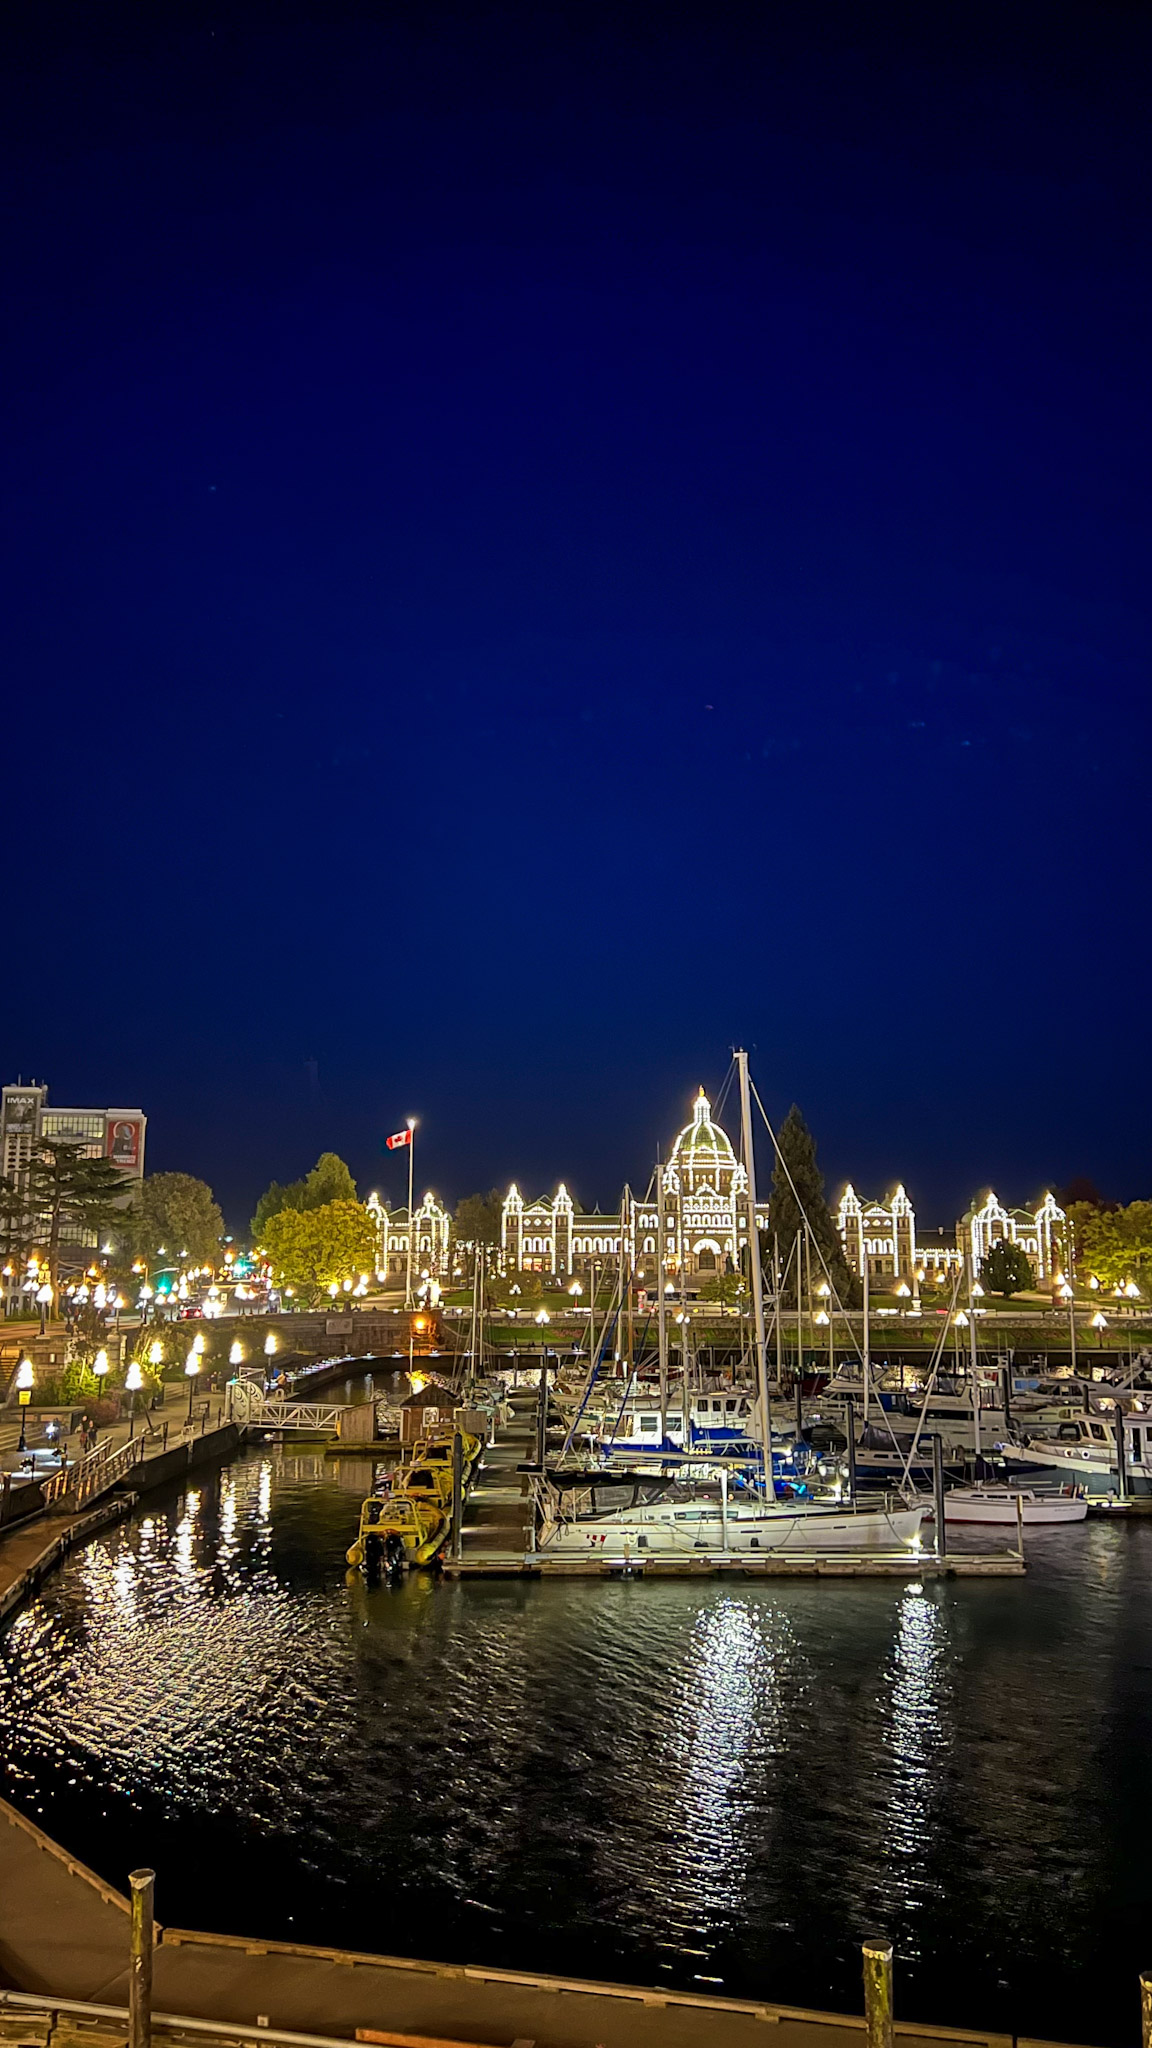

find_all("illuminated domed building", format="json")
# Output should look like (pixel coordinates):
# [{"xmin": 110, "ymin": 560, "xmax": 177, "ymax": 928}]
[{"xmin": 500, "ymin": 1086, "xmax": 768, "ymax": 1283}]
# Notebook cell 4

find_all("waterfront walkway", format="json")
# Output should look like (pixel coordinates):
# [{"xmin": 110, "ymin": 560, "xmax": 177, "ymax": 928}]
[
  {"xmin": 0, "ymin": 1796, "xmax": 1072, "ymax": 2048},
  {"xmin": 0, "ymin": 1382, "xmax": 238, "ymax": 1623}
]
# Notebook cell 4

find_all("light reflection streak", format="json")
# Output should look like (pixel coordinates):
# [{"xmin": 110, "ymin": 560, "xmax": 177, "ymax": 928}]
[
  {"xmin": 655, "ymin": 1598, "xmax": 791, "ymax": 1919},
  {"xmin": 881, "ymin": 1585, "xmax": 951, "ymax": 1905}
]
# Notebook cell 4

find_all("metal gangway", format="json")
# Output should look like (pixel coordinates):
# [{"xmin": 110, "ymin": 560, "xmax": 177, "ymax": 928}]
[{"xmin": 230, "ymin": 1380, "xmax": 346, "ymax": 1435}]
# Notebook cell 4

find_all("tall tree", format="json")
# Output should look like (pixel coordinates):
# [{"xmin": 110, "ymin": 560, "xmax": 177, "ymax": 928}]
[
  {"xmin": 261, "ymin": 1198, "xmax": 378, "ymax": 1304},
  {"xmin": 302, "ymin": 1152, "xmax": 357, "ymax": 1207},
  {"xmin": 251, "ymin": 1152, "xmax": 357, "ymax": 1240},
  {"xmin": 8, "ymin": 1140, "xmax": 136, "ymax": 1299},
  {"xmin": 451, "ymin": 1189, "xmax": 504, "ymax": 1272},
  {"xmin": 766, "ymin": 1105, "xmax": 859, "ymax": 1307},
  {"xmin": 132, "ymin": 1173, "xmax": 225, "ymax": 1266}
]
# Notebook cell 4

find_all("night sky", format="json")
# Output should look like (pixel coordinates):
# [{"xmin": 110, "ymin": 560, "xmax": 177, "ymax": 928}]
[{"xmin": 3, "ymin": 2, "xmax": 1149, "ymax": 1231}]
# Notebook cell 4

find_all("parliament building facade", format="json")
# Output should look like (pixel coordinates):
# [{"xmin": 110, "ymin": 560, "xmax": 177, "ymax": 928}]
[{"xmin": 501, "ymin": 1088, "xmax": 769, "ymax": 1284}]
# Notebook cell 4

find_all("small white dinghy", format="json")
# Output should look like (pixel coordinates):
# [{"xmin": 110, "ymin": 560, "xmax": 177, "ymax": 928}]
[{"xmin": 934, "ymin": 1485, "xmax": 1087, "ymax": 1527}]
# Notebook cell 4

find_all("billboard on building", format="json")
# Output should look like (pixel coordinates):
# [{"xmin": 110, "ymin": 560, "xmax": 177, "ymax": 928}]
[{"xmin": 105, "ymin": 1117, "xmax": 142, "ymax": 1170}]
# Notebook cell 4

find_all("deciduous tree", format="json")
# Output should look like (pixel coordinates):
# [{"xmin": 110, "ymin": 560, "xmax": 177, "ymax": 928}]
[
  {"xmin": 1071, "ymin": 1201, "xmax": 1152, "ymax": 1295},
  {"xmin": 252, "ymin": 1152, "xmax": 357, "ymax": 1239},
  {"xmin": 261, "ymin": 1199, "xmax": 377, "ymax": 1304},
  {"xmin": 132, "ymin": 1173, "xmax": 225, "ymax": 1266}
]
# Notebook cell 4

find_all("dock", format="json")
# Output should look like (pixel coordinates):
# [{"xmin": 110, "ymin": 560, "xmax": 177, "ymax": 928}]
[
  {"xmin": 441, "ymin": 1549, "xmax": 1025, "ymax": 1577},
  {"xmin": 446, "ymin": 1409, "xmax": 1025, "ymax": 1577}
]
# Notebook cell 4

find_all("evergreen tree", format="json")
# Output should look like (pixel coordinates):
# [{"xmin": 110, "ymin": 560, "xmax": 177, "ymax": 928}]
[
  {"xmin": 5, "ymin": 1139, "xmax": 136, "ymax": 1301},
  {"xmin": 766, "ymin": 1105, "xmax": 859, "ymax": 1307},
  {"xmin": 451, "ymin": 1189, "xmax": 504, "ymax": 1274},
  {"xmin": 302, "ymin": 1151, "xmax": 357, "ymax": 1208},
  {"xmin": 980, "ymin": 1242, "xmax": 1035, "ymax": 1297}
]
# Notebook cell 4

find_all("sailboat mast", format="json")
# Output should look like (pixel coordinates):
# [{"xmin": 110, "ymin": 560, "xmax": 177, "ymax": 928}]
[
  {"xmin": 966, "ymin": 1251, "xmax": 982, "ymax": 1466},
  {"xmin": 656, "ymin": 1158, "xmax": 669, "ymax": 1443},
  {"xmin": 621, "ymin": 1186, "xmax": 633, "ymax": 1379},
  {"xmin": 774, "ymin": 1234, "xmax": 783, "ymax": 1396},
  {"xmin": 862, "ymin": 1262, "xmax": 871, "ymax": 1426},
  {"xmin": 736, "ymin": 1049, "xmax": 773, "ymax": 1500}
]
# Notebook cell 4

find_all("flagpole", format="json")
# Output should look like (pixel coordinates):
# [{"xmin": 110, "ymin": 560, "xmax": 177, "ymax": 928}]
[{"xmin": 405, "ymin": 1119, "xmax": 416, "ymax": 1309}]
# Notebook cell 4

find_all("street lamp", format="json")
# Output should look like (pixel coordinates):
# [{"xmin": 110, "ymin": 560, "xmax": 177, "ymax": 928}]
[
  {"xmin": 35, "ymin": 1280, "xmax": 53, "ymax": 1334},
  {"xmin": 185, "ymin": 1348, "xmax": 201, "ymax": 1421},
  {"xmin": 15, "ymin": 1357, "xmax": 34, "ymax": 1453},
  {"xmin": 229, "ymin": 1340, "xmax": 244, "ymax": 1366},
  {"xmin": 124, "ymin": 1359, "xmax": 144, "ymax": 1438},
  {"xmin": 93, "ymin": 1349, "xmax": 109, "ymax": 1382}
]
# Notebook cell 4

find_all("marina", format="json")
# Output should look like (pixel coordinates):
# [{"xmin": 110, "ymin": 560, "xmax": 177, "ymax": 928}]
[{"xmin": 0, "ymin": 1443, "xmax": 1147, "ymax": 2048}]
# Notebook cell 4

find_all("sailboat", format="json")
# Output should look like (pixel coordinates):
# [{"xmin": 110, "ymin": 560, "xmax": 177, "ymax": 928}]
[
  {"xmin": 928, "ymin": 1278, "xmax": 1088, "ymax": 1526},
  {"xmin": 534, "ymin": 1051, "xmax": 927, "ymax": 1561}
]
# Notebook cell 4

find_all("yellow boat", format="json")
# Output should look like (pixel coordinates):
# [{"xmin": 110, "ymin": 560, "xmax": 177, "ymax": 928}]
[
  {"xmin": 401, "ymin": 1458, "xmax": 456, "ymax": 1508},
  {"xmin": 410, "ymin": 1431, "xmax": 482, "ymax": 1481},
  {"xmin": 345, "ymin": 1492, "xmax": 447, "ymax": 1572},
  {"xmin": 345, "ymin": 1430, "xmax": 483, "ymax": 1575}
]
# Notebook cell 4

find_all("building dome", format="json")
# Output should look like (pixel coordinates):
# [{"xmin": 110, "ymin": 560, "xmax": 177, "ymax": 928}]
[{"xmin": 668, "ymin": 1088, "xmax": 738, "ymax": 1186}]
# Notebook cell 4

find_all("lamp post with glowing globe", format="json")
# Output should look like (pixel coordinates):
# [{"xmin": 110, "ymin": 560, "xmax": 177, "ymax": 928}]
[
  {"xmin": 15, "ymin": 1358, "xmax": 34, "ymax": 1453},
  {"xmin": 185, "ymin": 1348, "xmax": 201, "ymax": 1422}
]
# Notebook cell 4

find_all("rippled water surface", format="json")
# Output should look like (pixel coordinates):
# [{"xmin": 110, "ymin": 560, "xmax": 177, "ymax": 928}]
[{"xmin": 3, "ymin": 1448, "xmax": 1151, "ymax": 2046}]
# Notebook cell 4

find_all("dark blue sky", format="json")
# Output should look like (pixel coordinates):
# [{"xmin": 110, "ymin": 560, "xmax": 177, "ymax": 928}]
[{"xmin": 3, "ymin": 2, "xmax": 1149, "ymax": 1231}]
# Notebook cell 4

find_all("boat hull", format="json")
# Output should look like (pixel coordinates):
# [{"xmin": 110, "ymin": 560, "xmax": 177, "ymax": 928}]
[
  {"xmin": 539, "ymin": 1502, "xmax": 925, "ymax": 1557},
  {"xmin": 934, "ymin": 1487, "xmax": 1087, "ymax": 1526},
  {"xmin": 1007, "ymin": 1442, "xmax": 1152, "ymax": 1498}
]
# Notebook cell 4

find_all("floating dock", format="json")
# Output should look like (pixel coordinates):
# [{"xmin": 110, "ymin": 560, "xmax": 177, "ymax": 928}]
[
  {"xmin": 447, "ymin": 1417, "xmax": 1025, "ymax": 1577},
  {"xmin": 441, "ymin": 1549, "xmax": 1024, "ymax": 1577}
]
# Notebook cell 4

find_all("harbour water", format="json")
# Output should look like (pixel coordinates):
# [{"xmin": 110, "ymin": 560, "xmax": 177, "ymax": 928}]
[{"xmin": 1, "ymin": 1445, "xmax": 1150, "ymax": 2047}]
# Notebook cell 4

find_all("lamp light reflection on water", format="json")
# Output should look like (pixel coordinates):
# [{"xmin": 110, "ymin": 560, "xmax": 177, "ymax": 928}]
[{"xmin": 883, "ymin": 1584, "xmax": 950, "ymax": 1898}]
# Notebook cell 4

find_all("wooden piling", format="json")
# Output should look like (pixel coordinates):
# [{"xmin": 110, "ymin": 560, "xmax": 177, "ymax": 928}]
[
  {"xmin": 129, "ymin": 1867, "xmax": 154, "ymax": 2048},
  {"xmin": 862, "ymin": 1938, "xmax": 893, "ymax": 2048}
]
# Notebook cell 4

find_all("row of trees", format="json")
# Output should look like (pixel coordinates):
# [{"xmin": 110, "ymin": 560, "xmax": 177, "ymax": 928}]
[{"xmin": 0, "ymin": 1142, "xmax": 227, "ymax": 1299}]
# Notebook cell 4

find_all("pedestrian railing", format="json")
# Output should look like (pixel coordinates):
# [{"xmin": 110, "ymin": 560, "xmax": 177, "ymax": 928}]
[{"xmin": 43, "ymin": 1433, "xmax": 145, "ymax": 1513}]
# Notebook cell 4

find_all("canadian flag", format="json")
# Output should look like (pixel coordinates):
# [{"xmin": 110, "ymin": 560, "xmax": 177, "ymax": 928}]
[{"xmin": 385, "ymin": 1129, "xmax": 412, "ymax": 1150}]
